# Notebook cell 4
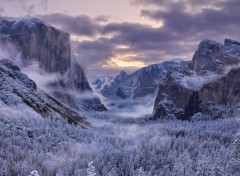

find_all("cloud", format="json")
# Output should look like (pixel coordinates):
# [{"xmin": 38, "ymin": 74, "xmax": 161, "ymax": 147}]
[
  {"xmin": 72, "ymin": 38, "xmax": 116, "ymax": 67},
  {"xmin": 71, "ymin": 20, "xmax": 195, "ymax": 70},
  {"xmin": 101, "ymin": 22, "xmax": 196, "ymax": 62},
  {"xmin": 40, "ymin": 0, "xmax": 48, "ymax": 11},
  {"xmin": 97, "ymin": 0, "xmax": 240, "ymax": 65},
  {"xmin": 38, "ymin": 13, "xmax": 99, "ymax": 36},
  {"xmin": 141, "ymin": 2, "xmax": 240, "ymax": 35},
  {"xmin": 0, "ymin": 0, "xmax": 47, "ymax": 15},
  {"xmin": 37, "ymin": 13, "xmax": 186, "ymax": 67},
  {"xmin": 0, "ymin": 6, "xmax": 4, "ymax": 16},
  {"xmin": 37, "ymin": 1, "xmax": 240, "ymax": 76},
  {"xmin": 133, "ymin": 0, "xmax": 220, "ymax": 8},
  {"xmin": 17, "ymin": 0, "xmax": 35, "ymax": 16},
  {"xmin": 94, "ymin": 15, "xmax": 109, "ymax": 23}
]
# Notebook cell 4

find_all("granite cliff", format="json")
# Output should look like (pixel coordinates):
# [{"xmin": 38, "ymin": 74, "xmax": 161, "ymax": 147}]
[
  {"xmin": 0, "ymin": 17, "xmax": 107, "ymax": 111},
  {"xmin": 153, "ymin": 39, "xmax": 240, "ymax": 119}
]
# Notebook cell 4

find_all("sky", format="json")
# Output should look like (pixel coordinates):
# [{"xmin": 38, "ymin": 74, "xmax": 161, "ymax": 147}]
[{"xmin": 0, "ymin": 0, "xmax": 240, "ymax": 80}]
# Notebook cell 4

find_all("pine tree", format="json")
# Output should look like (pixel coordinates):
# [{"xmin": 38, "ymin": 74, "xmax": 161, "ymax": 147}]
[
  {"xmin": 136, "ymin": 167, "xmax": 146, "ymax": 176},
  {"xmin": 87, "ymin": 161, "xmax": 97, "ymax": 176},
  {"xmin": 28, "ymin": 170, "xmax": 39, "ymax": 176}
]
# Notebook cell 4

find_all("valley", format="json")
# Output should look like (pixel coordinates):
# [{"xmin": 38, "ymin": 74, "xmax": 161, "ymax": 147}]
[
  {"xmin": 0, "ymin": 16, "xmax": 239, "ymax": 176},
  {"xmin": 0, "ymin": 105, "xmax": 239, "ymax": 175}
]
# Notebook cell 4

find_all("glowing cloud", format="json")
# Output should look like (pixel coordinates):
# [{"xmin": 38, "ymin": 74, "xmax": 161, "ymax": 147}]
[{"xmin": 105, "ymin": 54, "xmax": 146, "ymax": 69}]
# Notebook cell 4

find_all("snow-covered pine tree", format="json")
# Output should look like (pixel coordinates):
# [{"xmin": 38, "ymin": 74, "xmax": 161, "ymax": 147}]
[
  {"xmin": 28, "ymin": 170, "xmax": 39, "ymax": 176},
  {"xmin": 87, "ymin": 161, "xmax": 97, "ymax": 176}
]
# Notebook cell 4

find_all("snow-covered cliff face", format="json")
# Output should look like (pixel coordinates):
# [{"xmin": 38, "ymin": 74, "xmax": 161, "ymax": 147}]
[
  {"xmin": 0, "ymin": 17, "xmax": 107, "ymax": 112},
  {"xmin": 153, "ymin": 39, "xmax": 240, "ymax": 120},
  {"xmin": 92, "ymin": 75, "xmax": 114, "ymax": 91},
  {"xmin": 0, "ymin": 17, "xmax": 71, "ymax": 73},
  {"xmin": 191, "ymin": 39, "xmax": 240, "ymax": 73},
  {"xmin": 0, "ymin": 59, "xmax": 88, "ymax": 127}
]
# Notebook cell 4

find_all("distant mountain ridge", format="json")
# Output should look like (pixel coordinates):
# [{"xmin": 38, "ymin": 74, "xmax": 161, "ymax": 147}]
[
  {"xmin": 0, "ymin": 17, "xmax": 107, "ymax": 112},
  {"xmin": 94, "ymin": 59, "xmax": 188, "ymax": 100}
]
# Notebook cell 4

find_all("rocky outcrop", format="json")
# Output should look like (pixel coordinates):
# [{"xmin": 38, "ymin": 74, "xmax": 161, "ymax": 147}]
[
  {"xmin": 0, "ymin": 17, "xmax": 70, "ymax": 73},
  {"xmin": 92, "ymin": 75, "xmax": 114, "ymax": 90},
  {"xmin": 0, "ymin": 59, "xmax": 89, "ymax": 127},
  {"xmin": 153, "ymin": 39, "xmax": 240, "ymax": 119},
  {"xmin": 191, "ymin": 39, "xmax": 240, "ymax": 73},
  {"xmin": 0, "ymin": 17, "xmax": 107, "ymax": 111},
  {"xmin": 153, "ymin": 67, "xmax": 197, "ymax": 120}
]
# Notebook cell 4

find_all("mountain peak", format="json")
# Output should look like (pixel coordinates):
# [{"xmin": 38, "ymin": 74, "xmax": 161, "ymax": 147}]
[
  {"xmin": 115, "ymin": 70, "xmax": 128, "ymax": 82},
  {"xmin": 119, "ymin": 70, "xmax": 128, "ymax": 76}
]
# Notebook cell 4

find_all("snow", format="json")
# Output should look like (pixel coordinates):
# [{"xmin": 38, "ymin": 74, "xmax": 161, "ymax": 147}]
[
  {"xmin": 0, "ymin": 103, "xmax": 239, "ymax": 175},
  {"xmin": 92, "ymin": 75, "xmax": 114, "ymax": 91},
  {"xmin": 5, "ymin": 17, "xmax": 44, "ymax": 27}
]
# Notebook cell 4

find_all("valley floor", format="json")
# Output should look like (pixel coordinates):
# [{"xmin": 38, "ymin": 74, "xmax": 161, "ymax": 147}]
[{"xmin": 0, "ymin": 106, "xmax": 240, "ymax": 176}]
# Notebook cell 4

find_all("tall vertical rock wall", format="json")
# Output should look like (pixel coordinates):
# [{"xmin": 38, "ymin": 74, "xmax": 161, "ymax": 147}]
[
  {"xmin": 153, "ymin": 39, "xmax": 240, "ymax": 119},
  {"xmin": 0, "ymin": 17, "xmax": 107, "ymax": 111}
]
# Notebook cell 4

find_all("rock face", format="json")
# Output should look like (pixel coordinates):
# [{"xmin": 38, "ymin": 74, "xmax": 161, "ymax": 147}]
[
  {"xmin": 0, "ymin": 17, "xmax": 70, "ymax": 73},
  {"xmin": 0, "ymin": 17, "xmax": 107, "ymax": 111},
  {"xmin": 0, "ymin": 59, "xmax": 89, "ymax": 127},
  {"xmin": 92, "ymin": 75, "xmax": 114, "ymax": 91},
  {"xmin": 191, "ymin": 39, "xmax": 240, "ymax": 73},
  {"xmin": 97, "ymin": 59, "xmax": 188, "ymax": 100},
  {"xmin": 153, "ymin": 39, "xmax": 240, "ymax": 119}
]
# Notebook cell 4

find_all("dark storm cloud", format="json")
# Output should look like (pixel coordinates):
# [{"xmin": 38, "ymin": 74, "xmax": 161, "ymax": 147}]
[
  {"xmin": 101, "ymin": 22, "xmax": 178, "ymax": 49},
  {"xmin": 103, "ymin": 22, "xmax": 176, "ymax": 43},
  {"xmin": 141, "ymin": 2, "xmax": 240, "ymax": 34},
  {"xmin": 94, "ymin": 16, "xmax": 109, "ymax": 23},
  {"xmin": 101, "ymin": 0, "xmax": 240, "ymax": 63},
  {"xmin": 73, "ymin": 39, "xmax": 116, "ymax": 67},
  {"xmin": 134, "ymin": 0, "xmax": 240, "ymax": 38},
  {"xmin": 133, "ymin": 0, "xmax": 220, "ymax": 7},
  {"xmin": 38, "ymin": 13, "xmax": 99, "ymax": 36},
  {"xmin": 100, "ymin": 21, "xmax": 196, "ymax": 63}
]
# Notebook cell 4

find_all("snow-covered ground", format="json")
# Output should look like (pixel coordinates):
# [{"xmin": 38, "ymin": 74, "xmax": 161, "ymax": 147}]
[{"xmin": 0, "ymin": 104, "xmax": 240, "ymax": 176}]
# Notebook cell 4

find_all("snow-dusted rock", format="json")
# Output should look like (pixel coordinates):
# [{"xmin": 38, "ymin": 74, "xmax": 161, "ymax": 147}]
[
  {"xmin": 92, "ymin": 75, "xmax": 114, "ymax": 91},
  {"xmin": 191, "ymin": 39, "xmax": 240, "ymax": 73},
  {"xmin": 153, "ymin": 39, "xmax": 240, "ymax": 119},
  {"xmin": 0, "ymin": 17, "xmax": 70, "ymax": 73},
  {"xmin": 0, "ymin": 17, "xmax": 106, "ymax": 111},
  {"xmin": 0, "ymin": 59, "xmax": 89, "ymax": 127}
]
